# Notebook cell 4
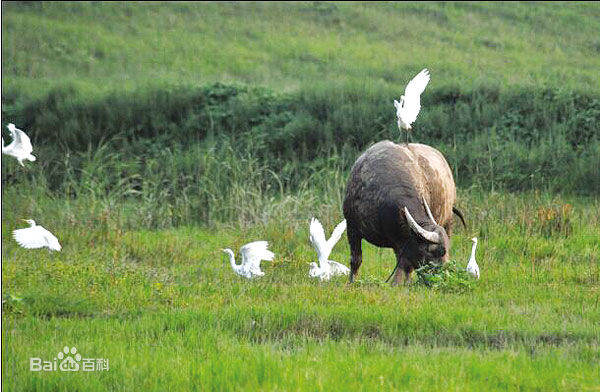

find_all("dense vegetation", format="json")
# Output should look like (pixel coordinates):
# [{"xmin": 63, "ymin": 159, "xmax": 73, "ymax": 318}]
[
  {"xmin": 2, "ymin": 82, "xmax": 599, "ymax": 228},
  {"xmin": 2, "ymin": 2, "xmax": 599, "ymax": 391}
]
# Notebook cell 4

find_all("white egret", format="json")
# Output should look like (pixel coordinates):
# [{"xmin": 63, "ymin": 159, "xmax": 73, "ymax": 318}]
[
  {"xmin": 223, "ymin": 241, "xmax": 275, "ymax": 279},
  {"xmin": 393, "ymin": 68, "xmax": 431, "ymax": 143},
  {"xmin": 13, "ymin": 219, "xmax": 61, "ymax": 251},
  {"xmin": 2, "ymin": 123, "xmax": 36, "ymax": 166},
  {"xmin": 466, "ymin": 237, "xmax": 480, "ymax": 279},
  {"xmin": 308, "ymin": 217, "xmax": 350, "ymax": 281}
]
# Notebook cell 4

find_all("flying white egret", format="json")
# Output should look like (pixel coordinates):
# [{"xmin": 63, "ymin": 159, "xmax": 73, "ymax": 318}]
[
  {"xmin": 13, "ymin": 220, "xmax": 62, "ymax": 251},
  {"xmin": 2, "ymin": 123, "xmax": 36, "ymax": 166},
  {"xmin": 223, "ymin": 241, "xmax": 275, "ymax": 279},
  {"xmin": 466, "ymin": 237, "xmax": 480, "ymax": 279},
  {"xmin": 308, "ymin": 217, "xmax": 350, "ymax": 281},
  {"xmin": 393, "ymin": 68, "xmax": 431, "ymax": 143}
]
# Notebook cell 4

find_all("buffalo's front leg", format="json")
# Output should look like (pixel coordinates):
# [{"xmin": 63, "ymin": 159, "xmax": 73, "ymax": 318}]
[
  {"xmin": 348, "ymin": 227, "xmax": 362, "ymax": 283},
  {"xmin": 392, "ymin": 251, "xmax": 413, "ymax": 286}
]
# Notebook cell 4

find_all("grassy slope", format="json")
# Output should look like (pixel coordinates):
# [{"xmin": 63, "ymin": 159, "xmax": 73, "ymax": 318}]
[
  {"xmin": 3, "ymin": 1, "xmax": 600, "ymax": 100},
  {"xmin": 2, "ymin": 2, "xmax": 600, "ymax": 391}
]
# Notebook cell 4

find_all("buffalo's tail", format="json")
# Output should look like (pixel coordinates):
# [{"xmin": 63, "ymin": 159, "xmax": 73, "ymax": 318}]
[
  {"xmin": 385, "ymin": 261, "xmax": 400, "ymax": 283},
  {"xmin": 453, "ymin": 207, "xmax": 467, "ymax": 229}
]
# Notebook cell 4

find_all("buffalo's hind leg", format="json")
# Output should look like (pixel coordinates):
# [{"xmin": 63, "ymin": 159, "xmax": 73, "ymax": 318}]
[{"xmin": 347, "ymin": 225, "xmax": 362, "ymax": 283}]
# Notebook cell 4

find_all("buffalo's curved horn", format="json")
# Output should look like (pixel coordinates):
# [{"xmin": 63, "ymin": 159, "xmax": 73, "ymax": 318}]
[
  {"xmin": 403, "ymin": 206, "xmax": 440, "ymax": 243},
  {"xmin": 422, "ymin": 196, "xmax": 438, "ymax": 225}
]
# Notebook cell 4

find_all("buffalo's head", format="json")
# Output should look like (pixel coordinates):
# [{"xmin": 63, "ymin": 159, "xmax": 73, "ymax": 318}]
[{"xmin": 403, "ymin": 197, "xmax": 450, "ymax": 263}]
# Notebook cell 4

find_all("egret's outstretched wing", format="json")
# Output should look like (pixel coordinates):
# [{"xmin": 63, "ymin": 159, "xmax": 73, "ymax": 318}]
[
  {"xmin": 43, "ymin": 228, "xmax": 62, "ymax": 251},
  {"xmin": 11, "ymin": 126, "xmax": 23, "ymax": 146},
  {"xmin": 240, "ymin": 241, "xmax": 274, "ymax": 272},
  {"xmin": 327, "ymin": 260, "xmax": 350, "ymax": 276},
  {"xmin": 13, "ymin": 226, "xmax": 60, "ymax": 250},
  {"xmin": 326, "ymin": 219, "xmax": 347, "ymax": 251},
  {"xmin": 15, "ymin": 128, "xmax": 34, "ymax": 154},
  {"xmin": 404, "ymin": 69, "xmax": 430, "ymax": 99},
  {"xmin": 4, "ymin": 124, "xmax": 35, "ymax": 163},
  {"xmin": 400, "ymin": 68, "xmax": 430, "ymax": 126},
  {"xmin": 13, "ymin": 227, "xmax": 47, "ymax": 249},
  {"xmin": 309, "ymin": 218, "xmax": 328, "ymax": 262}
]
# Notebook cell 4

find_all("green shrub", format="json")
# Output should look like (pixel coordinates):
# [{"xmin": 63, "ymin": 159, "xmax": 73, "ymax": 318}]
[{"xmin": 415, "ymin": 260, "xmax": 476, "ymax": 293}]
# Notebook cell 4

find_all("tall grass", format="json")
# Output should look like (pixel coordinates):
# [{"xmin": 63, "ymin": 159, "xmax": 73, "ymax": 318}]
[{"xmin": 2, "ymin": 82, "xmax": 599, "ymax": 231}]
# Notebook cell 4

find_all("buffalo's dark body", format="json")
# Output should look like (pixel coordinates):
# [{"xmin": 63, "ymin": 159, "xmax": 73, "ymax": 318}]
[{"xmin": 343, "ymin": 140, "xmax": 458, "ymax": 284}]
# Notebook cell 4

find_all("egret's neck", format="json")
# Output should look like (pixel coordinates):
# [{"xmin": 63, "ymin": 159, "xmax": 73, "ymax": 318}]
[
  {"xmin": 224, "ymin": 250, "xmax": 238, "ymax": 270},
  {"xmin": 317, "ymin": 251, "xmax": 330, "ymax": 267},
  {"xmin": 470, "ymin": 241, "xmax": 478, "ymax": 259}
]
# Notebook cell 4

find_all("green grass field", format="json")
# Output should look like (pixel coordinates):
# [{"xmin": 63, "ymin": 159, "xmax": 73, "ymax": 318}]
[
  {"xmin": 2, "ymin": 2, "xmax": 600, "ymax": 391},
  {"xmin": 3, "ymin": 191, "xmax": 600, "ymax": 390}
]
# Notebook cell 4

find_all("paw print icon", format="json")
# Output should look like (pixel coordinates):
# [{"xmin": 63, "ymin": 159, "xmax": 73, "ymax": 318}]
[{"xmin": 58, "ymin": 346, "xmax": 82, "ymax": 372}]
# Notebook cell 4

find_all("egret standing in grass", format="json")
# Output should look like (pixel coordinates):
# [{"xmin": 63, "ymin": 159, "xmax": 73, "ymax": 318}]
[
  {"xmin": 223, "ymin": 241, "xmax": 275, "ymax": 279},
  {"xmin": 466, "ymin": 237, "xmax": 480, "ymax": 279},
  {"xmin": 2, "ymin": 123, "xmax": 36, "ymax": 166},
  {"xmin": 308, "ymin": 217, "xmax": 350, "ymax": 281},
  {"xmin": 393, "ymin": 68, "xmax": 431, "ymax": 144},
  {"xmin": 13, "ymin": 219, "xmax": 62, "ymax": 251}
]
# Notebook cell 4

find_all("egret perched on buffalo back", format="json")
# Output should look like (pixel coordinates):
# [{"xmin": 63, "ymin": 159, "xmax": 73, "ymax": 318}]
[
  {"xmin": 223, "ymin": 241, "xmax": 275, "ymax": 279},
  {"xmin": 308, "ymin": 217, "xmax": 350, "ymax": 281},
  {"xmin": 466, "ymin": 237, "xmax": 480, "ymax": 279},
  {"xmin": 13, "ymin": 220, "xmax": 61, "ymax": 251},
  {"xmin": 393, "ymin": 68, "xmax": 431, "ymax": 143},
  {"xmin": 2, "ymin": 123, "xmax": 36, "ymax": 166}
]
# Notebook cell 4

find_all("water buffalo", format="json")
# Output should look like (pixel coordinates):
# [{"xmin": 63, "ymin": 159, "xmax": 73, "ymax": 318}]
[{"xmin": 343, "ymin": 140, "xmax": 464, "ymax": 285}]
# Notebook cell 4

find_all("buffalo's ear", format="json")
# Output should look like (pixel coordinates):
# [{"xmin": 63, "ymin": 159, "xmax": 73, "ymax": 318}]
[{"xmin": 393, "ymin": 100, "xmax": 400, "ymax": 109}]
